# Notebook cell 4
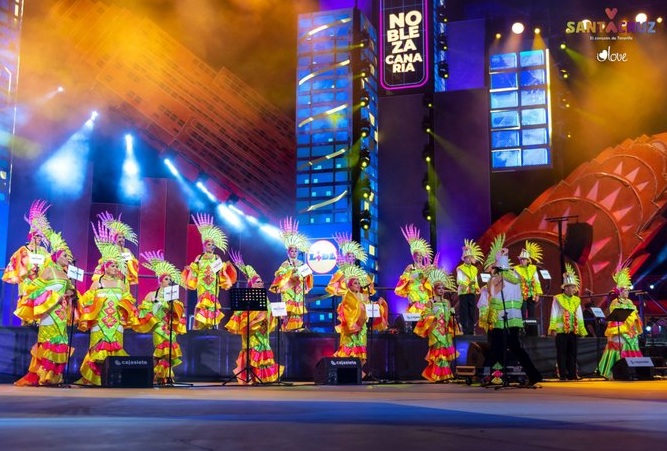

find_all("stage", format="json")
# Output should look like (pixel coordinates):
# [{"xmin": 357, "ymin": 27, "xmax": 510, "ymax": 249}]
[
  {"xmin": 3, "ymin": 326, "xmax": 661, "ymax": 383},
  {"xmin": 0, "ymin": 379, "xmax": 666, "ymax": 450}
]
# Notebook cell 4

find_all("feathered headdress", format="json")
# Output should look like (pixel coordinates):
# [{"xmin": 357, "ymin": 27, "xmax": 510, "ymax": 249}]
[
  {"xmin": 518, "ymin": 240, "xmax": 543, "ymax": 263},
  {"xmin": 426, "ymin": 267, "xmax": 456, "ymax": 291},
  {"xmin": 97, "ymin": 211, "xmax": 138, "ymax": 245},
  {"xmin": 278, "ymin": 217, "xmax": 309, "ymax": 252},
  {"xmin": 91, "ymin": 221, "xmax": 127, "ymax": 275},
  {"xmin": 141, "ymin": 250, "xmax": 182, "ymax": 286},
  {"xmin": 613, "ymin": 266, "xmax": 632, "ymax": 290},
  {"xmin": 46, "ymin": 230, "xmax": 72, "ymax": 260},
  {"xmin": 484, "ymin": 234, "xmax": 509, "ymax": 270},
  {"xmin": 561, "ymin": 262, "xmax": 579, "ymax": 289},
  {"xmin": 341, "ymin": 264, "xmax": 368, "ymax": 284},
  {"xmin": 24, "ymin": 200, "xmax": 51, "ymax": 243},
  {"xmin": 229, "ymin": 249, "xmax": 260, "ymax": 287},
  {"xmin": 334, "ymin": 232, "xmax": 367, "ymax": 266},
  {"xmin": 401, "ymin": 224, "xmax": 432, "ymax": 258},
  {"xmin": 192, "ymin": 213, "xmax": 228, "ymax": 252},
  {"xmin": 461, "ymin": 238, "xmax": 483, "ymax": 262}
]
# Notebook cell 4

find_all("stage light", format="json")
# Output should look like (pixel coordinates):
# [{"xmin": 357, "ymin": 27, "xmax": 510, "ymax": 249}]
[
  {"xmin": 436, "ymin": 5, "xmax": 447, "ymax": 22},
  {"xmin": 359, "ymin": 210, "xmax": 371, "ymax": 230},
  {"xmin": 422, "ymin": 117, "xmax": 432, "ymax": 134},
  {"xmin": 422, "ymin": 202, "xmax": 432, "ymax": 221},
  {"xmin": 57, "ymin": 86, "xmax": 64, "ymax": 93},
  {"xmin": 636, "ymin": 13, "xmax": 647, "ymax": 23},
  {"xmin": 358, "ymin": 89, "xmax": 370, "ymax": 107},
  {"xmin": 657, "ymin": 17, "xmax": 663, "ymax": 24},
  {"xmin": 422, "ymin": 174, "xmax": 431, "ymax": 191},
  {"xmin": 560, "ymin": 42, "xmax": 567, "ymax": 50},
  {"xmin": 423, "ymin": 93, "xmax": 433, "ymax": 108},
  {"xmin": 534, "ymin": 27, "xmax": 541, "ymax": 34},
  {"xmin": 358, "ymin": 65, "xmax": 370, "ymax": 79},
  {"xmin": 422, "ymin": 145, "xmax": 434, "ymax": 163},
  {"xmin": 260, "ymin": 223, "xmax": 282, "ymax": 240},
  {"xmin": 357, "ymin": 176, "xmax": 372, "ymax": 199},
  {"xmin": 436, "ymin": 33, "xmax": 448, "ymax": 51},
  {"xmin": 217, "ymin": 203, "xmax": 242, "ymax": 229},
  {"xmin": 358, "ymin": 118, "xmax": 371, "ymax": 137},
  {"xmin": 359, "ymin": 148, "xmax": 370, "ymax": 168},
  {"xmin": 650, "ymin": 284, "xmax": 655, "ymax": 290},
  {"xmin": 511, "ymin": 22, "xmax": 525, "ymax": 34},
  {"xmin": 357, "ymin": 30, "xmax": 370, "ymax": 48},
  {"xmin": 164, "ymin": 158, "xmax": 179, "ymax": 177},
  {"xmin": 195, "ymin": 176, "xmax": 217, "ymax": 202},
  {"xmin": 437, "ymin": 61, "xmax": 449, "ymax": 79},
  {"xmin": 226, "ymin": 193, "xmax": 240, "ymax": 206},
  {"xmin": 495, "ymin": 33, "xmax": 502, "ymax": 39}
]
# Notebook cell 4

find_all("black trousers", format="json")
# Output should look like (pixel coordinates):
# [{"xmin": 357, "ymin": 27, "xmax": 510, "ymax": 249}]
[
  {"xmin": 521, "ymin": 296, "xmax": 538, "ymax": 337},
  {"xmin": 458, "ymin": 293, "xmax": 476, "ymax": 335},
  {"xmin": 555, "ymin": 332, "xmax": 578, "ymax": 380},
  {"xmin": 486, "ymin": 327, "xmax": 542, "ymax": 384}
]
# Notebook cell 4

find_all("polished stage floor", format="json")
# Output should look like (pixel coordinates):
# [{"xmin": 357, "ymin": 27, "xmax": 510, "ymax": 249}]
[{"xmin": 1, "ymin": 378, "xmax": 666, "ymax": 451}]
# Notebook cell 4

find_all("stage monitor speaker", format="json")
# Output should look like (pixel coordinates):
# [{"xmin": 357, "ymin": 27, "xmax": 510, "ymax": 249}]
[
  {"xmin": 611, "ymin": 357, "xmax": 655, "ymax": 381},
  {"xmin": 466, "ymin": 342, "xmax": 490, "ymax": 368},
  {"xmin": 564, "ymin": 223, "xmax": 593, "ymax": 264},
  {"xmin": 313, "ymin": 357, "xmax": 362, "ymax": 385},
  {"xmin": 102, "ymin": 356, "xmax": 154, "ymax": 388}
]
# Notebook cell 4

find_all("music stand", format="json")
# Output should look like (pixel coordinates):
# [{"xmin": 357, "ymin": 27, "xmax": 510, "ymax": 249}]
[
  {"xmin": 222, "ymin": 287, "xmax": 268, "ymax": 385},
  {"xmin": 155, "ymin": 284, "xmax": 193, "ymax": 388},
  {"xmin": 597, "ymin": 308, "xmax": 633, "ymax": 376},
  {"xmin": 362, "ymin": 301, "xmax": 380, "ymax": 383}
]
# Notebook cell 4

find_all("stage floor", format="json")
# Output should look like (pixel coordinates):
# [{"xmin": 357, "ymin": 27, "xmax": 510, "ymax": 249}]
[{"xmin": 1, "ymin": 378, "xmax": 666, "ymax": 450}]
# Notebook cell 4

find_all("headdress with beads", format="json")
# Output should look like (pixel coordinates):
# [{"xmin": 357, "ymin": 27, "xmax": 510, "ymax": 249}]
[
  {"xmin": 333, "ymin": 232, "xmax": 367, "ymax": 266},
  {"xmin": 97, "ymin": 211, "xmax": 138, "ymax": 245},
  {"xmin": 192, "ymin": 213, "xmax": 228, "ymax": 252},
  {"xmin": 426, "ymin": 267, "xmax": 456, "ymax": 291},
  {"xmin": 140, "ymin": 250, "xmax": 183, "ymax": 286},
  {"xmin": 561, "ymin": 263, "xmax": 580, "ymax": 289},
  {"xmin": 612, "ymin": 266, "xmax": 632, "ymax": 290},
  {"xmin": 461, "ymin": 238, "xmax": 483, "ymax": 262},
  {"xmin": 24, "ymin": 199, "xmax": 51, "ymax": 243},
  {"xmin": 484, "ymin": 234, "xmax": 510, "ymax": 271},
  {"xmin": 518, "ymin": 240, "xmax": 543, "ymax": 263},
  {"xmin": 229, "ymin": 249, "xmax": 261, "ymax": 287},
  {"xmin": 401, "ymin": 224, "xmax": 432, "ymax": 258},
  {"xmin": 91, "ymin": 221, "xmax": 127, "ymax": 275},
  {"xmin": 278, "ymin": 217, "xmax": 309, "ymax": 252}
]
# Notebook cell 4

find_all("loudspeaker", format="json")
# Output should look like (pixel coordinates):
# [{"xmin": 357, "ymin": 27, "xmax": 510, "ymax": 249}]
[
  {"xmin": 102, "ymin": 356, "xmax": 154, "ymax": 388},
  {"xmin": 313, "ymin": 357, "xmax": 362, "ymax": 385},
  {"xmin": 564, "ymin": 223, "xmax": 593, "ymax": 264},
  {"xmin": 466, "ymin": 342, "xmax": 490, "ymax": 368},
  {"xmin": 612, "ymin": 357, "xmax": 655, "ymax": 381}
]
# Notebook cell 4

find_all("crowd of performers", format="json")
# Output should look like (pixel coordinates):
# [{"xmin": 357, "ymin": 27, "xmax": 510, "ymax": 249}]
[{"xmin": 1, "ymin": 200, "xmax": 647, "ymax": 386}]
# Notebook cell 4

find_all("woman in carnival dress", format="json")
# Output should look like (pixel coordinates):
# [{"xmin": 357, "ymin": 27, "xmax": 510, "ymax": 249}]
[
  {"xmin": 2, "ymin": 200, "xmax": 52, "ymax": 316},
  {"xmin": 182, "ymin": 213, "xmax": 237, "ymax": 330},
  {"xmin": 414, "ymin": 266, "xmax": 462, "ymax": 382},
  {"xmin": 598, "ymin": 267, "xmax": 645, "ymax": 379},
  {"xmin": 225, "ymin": 250, "xmax": 283, "ymax": 385},
  {"xmin": 138, "ymin": 250, "xmax": 187, "ymax": 385},
  {"xmin": 94, "ymin": 211, "xmax": 140, "ymax": 286},
  {"xmin": 394, "ymin": 224, "xmax": 433, "ymax": 315},
  {"xmin": 14, "ymin": 231, "xmax": 77, "ymax": 386},
  {"xmin": 269, "ymin": 217, "xmax": 313, "ymax": 332},
  {"xmin": 76, "ymin": 221, "xmax": 155, "ymax": 386}
]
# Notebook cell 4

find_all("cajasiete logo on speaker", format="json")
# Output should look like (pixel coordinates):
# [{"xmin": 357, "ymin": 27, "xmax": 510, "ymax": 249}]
[
  {"xmin": 114, "ymin": 358, "xmax": 150, "ymax": 366},
  {"xmin": 330, "ymin": 359, "xmax": 357, "ymax": 366}
]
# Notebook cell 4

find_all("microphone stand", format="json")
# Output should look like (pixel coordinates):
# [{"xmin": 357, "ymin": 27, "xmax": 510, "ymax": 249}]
[
  {"xmin": 63, "ymin": 273, "xmax": 79, "ymax": 386},
  {"xmin": 362, "ymin": 289, "xmax": 379, "ymax": 383},
  {"xmin": 156, "ymin": 288, "xmax": 192, "ymax": 388}
]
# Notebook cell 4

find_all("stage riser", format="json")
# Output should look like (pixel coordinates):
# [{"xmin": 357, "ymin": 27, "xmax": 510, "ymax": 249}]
[{"xmin": 0, "ymin": 327, "xmax": 636, "ymax": 383}]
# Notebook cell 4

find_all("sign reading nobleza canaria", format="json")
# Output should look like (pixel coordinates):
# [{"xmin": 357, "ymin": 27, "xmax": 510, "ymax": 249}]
[{"xmin": 380, "ymin": 0, "xmax": 428, "ymax": 90}]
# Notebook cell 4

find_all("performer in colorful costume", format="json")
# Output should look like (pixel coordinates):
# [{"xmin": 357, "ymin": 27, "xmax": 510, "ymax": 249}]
[
  {"xmin": 414, "ymin": 266, "xmax": 462, "ymax": 382},
  {"xmin": 269, "ymin": 217, "xmax": 313, "ymax": 331},
  {"xmin": 2, "ymin": 200, "xmax": 52, "ymax": 316},
  {"xmin": 514, "ymin": 240, "xmax": 544, "ymax": 336},
  {"xmin": 76, "ymin": 222, "xmax": 154, "ymax": 386},
  {"xmin": 139, "ymin": 250, "xmax": 187, "ymax": 385},
  {"xmin": 93, "ymin": 211, "xmax": 139, "ymax": 286},
  {"xmin": 225, "ymin": 250, "xmax": 283, "ymax": 384},
  {"xmin": 548, "ymin": 264, "xmax": 587, "ymax": 381},
  {"xmin": 394, "ymin": 224, "xmax": 433, "ymax": 314},
  {"xmin": 182, "ymin": 213, "xmax": 237, "ymax": 330},
  {"xmin": 456, "ymin": 239, "xmax": 483, "ymax": 335},
  {"xmin": 598, "ymin": 267, "xmax": 644, "ymax": 379},
  {"xmin": 14, "ymin": 230, "xmax": 77, "ymax": 386},
  {"xmin": 477, "ymin": 234, "xmax": 542, "ymax": 386},
  {"xmin": 328, "ymin": 233, "xmax": 388, "ymax": 358}
]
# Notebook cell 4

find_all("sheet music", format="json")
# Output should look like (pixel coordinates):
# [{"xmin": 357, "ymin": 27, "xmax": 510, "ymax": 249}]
[
  {"xmin": 365, "ymin": 303, "xmax": 380, "ymax": 318},
  {"xmin": 296, "ymin": 264, "xmax": 312, "ymax": 278},
  {"xmin": 402, "ymin": 312, "xmax": 421, "ymax": 322},
  {"xmin": 67, "ymin": 265, "xmax": 84, "ymax": 281},
  {"xmin": 271, "ymin": 301, "xmax": 287, "ymax": 317},
  {"xmin": 164, "ymin": 285, "xmax": 179, "ymax": 301},
  {"xmin": 209, "ymin": 258, "xmax": 223, "ymax": 273},
  {"xmin": 590, "ymin": 307, "xmax": 605, "ymax": 318},
  {"xmin": 29, "ymin": 253, "xmax": 45, "ymax": 265},
  {"xmin": 539, "ymin": 269, "xmax": 551, "ymax": 280},
  {"xmin": 480, "ymin": 273, "xmax": 491, "ymax": 283},
  {"xmin": 121, "ymin": 251, "xmax": 133, "ymax": 262}
]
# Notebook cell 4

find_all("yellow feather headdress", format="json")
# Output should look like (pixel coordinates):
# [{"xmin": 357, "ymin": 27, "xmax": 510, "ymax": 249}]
[
  {"xmin": 461, "ymin": 238, "xmax": 483, "ymax": 262},
  {"xmin": 192, "ymin": 213, "xmax": 228, "ymax": 252},
  {"xmin": 562, "ymin": 263, "xmax": 580, "ymax": 289},
  {"xmin": 401, "ymin": 224, "xmax": 432, "ymax": 258},
  {"xmin": 278, "ymin": 217, "xmax": 310, "ymax": 252},
  {"xmin": 25, "ymin": 199, "xmax": 52, "ymax": 243},
  {"xmin": 140, "ymin": 250, "xmax": 183, "ymax": 286},
  {"xmin": 98, "ymin": 211, "xmax": 138, "ymax": 245},
  {"xmin": 612, "ymin": 267, "xmax": 632, "ymax": 290},
  {"xmin": 229, "ymin": 249, "xmax": 260, "ymax": 286},
  {"xmin": 484, "ymin": 234, "xmax": 509, "ymax": 271},
  {"xmin": 91, "ymin": 221, "xmax": 127, "ymax": 275},
  {"xmin": 334, "ymin": 232, "xmax": 367, "ymax": 265},
  {"xmin": 426, "ymin": 267, "xmax": 456, "ymax": 291},
  {"xmin": 518, "ymin": 240, "xmax": 543, "ymax": 263}
]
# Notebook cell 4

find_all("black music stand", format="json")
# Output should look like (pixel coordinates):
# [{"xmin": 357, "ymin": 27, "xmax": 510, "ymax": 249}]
[
  {"xmin": 596, "ymin": 308, "xmax": 633, "ymax": 377},
  {"xmin": 155, "ymin": 287, "xmax": 193, "ymax": 388},
  {"xmin": 222, "ymin": 288, "xmax": 268, "ymax": 385},
  {"xmin": 362, "ymin": 301, "xmax": 380, "ymax": 383}
]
